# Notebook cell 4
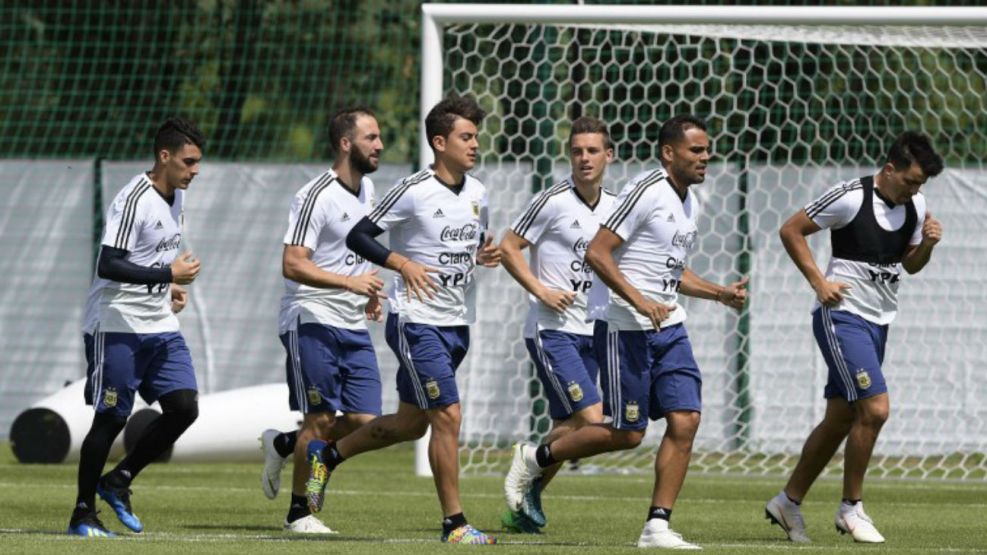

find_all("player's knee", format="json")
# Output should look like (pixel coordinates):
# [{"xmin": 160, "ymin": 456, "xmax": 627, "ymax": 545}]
[
  {"xmin": 159, "ymin": 389, "xmax": 199, "ymax": 428},
  {"xmin": 613, "ymin": 429, "xmax": 646, "ymax": 449},
  {"xmin": 428, "ymin": 404, "xmax": 462, "ymax": 432},
  {"xmin": 667, "ymin": 411, "xmax": 701, "ymax": 440}
]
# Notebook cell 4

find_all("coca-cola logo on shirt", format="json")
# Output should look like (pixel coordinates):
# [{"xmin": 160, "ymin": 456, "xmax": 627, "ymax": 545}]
[
  {"xmin": 440, "ymin": 223, "xmax": 478, "ymax": 242},
  {"xmin": 155, "ymin": 233, "xmax": 182, "ymax": 252},
  {"xmin": 572, "ymin": 237, "xmax": 589, "ymax": 255}
]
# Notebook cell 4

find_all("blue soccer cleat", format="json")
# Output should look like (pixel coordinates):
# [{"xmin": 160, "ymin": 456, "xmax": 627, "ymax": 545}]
[
  {"xmin": 501, "ymin": 510, "xmax": 541, "ymax": 534},
  {"xmin": 520, "ymin": 476, "xmax": 546, "ymax": 527},
  {"xmin": 96, "ymin": 474, "xmax": 143, "ymax": 533},
  {"xmin": 305, "ymin": 439, "xmax": 330, "ymax": 513},
  {"xmin": 67, "ymin": 509, "xmax": 117, "ymax": 538}
]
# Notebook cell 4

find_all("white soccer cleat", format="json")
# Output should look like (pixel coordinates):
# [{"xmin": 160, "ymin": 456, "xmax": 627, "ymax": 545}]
[
  {"xmin": 636, "ymin": 518, "xmax": 702, "ymax": 550},
  {"xmin": 765, "ymin": 492, "xmax": 811, "ymax": 543},
  {"xmin": 283, "ymin": 514, "xmax": 337, "ymax": 534},
  {"xmin": 260, "ymin": 429, "xmax": 289, "ymax": 500},
  {"xmin": 835, "ymin": 502, "xmax": 885, "ymax": 543},
  {"xmin": 503, "ymin": 442, "xmax": 543, "ymax": 513}
]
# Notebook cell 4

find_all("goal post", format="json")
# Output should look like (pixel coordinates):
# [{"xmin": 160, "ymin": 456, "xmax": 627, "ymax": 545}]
[{"xmin": 418, "ymin": 4, "xmax": 987, "ymax": 480}]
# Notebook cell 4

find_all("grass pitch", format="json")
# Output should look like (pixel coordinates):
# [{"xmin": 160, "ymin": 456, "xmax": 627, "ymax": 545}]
[{"xmin": 1, "ymin": 442, "xmax": 985, "ymax": 554}]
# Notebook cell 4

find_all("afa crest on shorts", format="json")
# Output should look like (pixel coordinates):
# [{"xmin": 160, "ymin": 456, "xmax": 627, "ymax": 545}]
[
  {"xmin": 102, "ymin": 387, "xmax": 118, "ymax": 408},
  {"xmin": 567, "ymin": 381, "xmax": 584, "ymax": 403},
  {"xmin": 307, "ymin": 386, "xmax": 321, "ymax": 406},
  {"xmin": 856, "ymin": 369, "xmax": 872, "ymax": 390},
  {"xmin": 426, "ymin": 379, "xmax": 441, "ymax": 400},
  {"xmin": 625, "ymin": 401, "xmax": 640, "ymax": 423}
]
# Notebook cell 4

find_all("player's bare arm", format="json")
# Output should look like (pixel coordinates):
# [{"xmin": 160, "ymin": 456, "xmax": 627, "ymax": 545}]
[
  {"xmin": 476, "ymin": 234, "xmax": 502, "ymax": 268},
  {"xmin": 680, "ymin": 269, "xmax": 748, "ymax": 310},
  {"xmin": 901, "ymin": 211, "xmax": 942, "ymax": 274},
  {"xmin": 500, "ymin": 230, "xmax": 574, "ymax": 313},
  {"xmin": 282, "ymin": 245, "xmax": 384, "ymax": 297},
  {"xmin": 585, "ymin": 226, "xmax": 674, "ymax": 330},
  {"xmin": 384, "ymin": 251, "xmax": 439, "ymax": 302},
  {"xmin": 780, "ymin": 209, "xmax": 850, "ymax": 307}
]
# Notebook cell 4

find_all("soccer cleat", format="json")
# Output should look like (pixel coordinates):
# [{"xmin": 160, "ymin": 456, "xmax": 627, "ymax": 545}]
[
  {"xmin": 504, "ymin": 442, "xmax": 542, "ymax": 514},
  {"xmin": 835, "ymin": 503, "xmax": 885, "ymax": 543},
  {"xmin": 442, "ymin": 524, "xmax": 497, "ymax": 544},
  {"xmin": 636, "ymin": 518, "xmax": 702, "ymax": 550},
  {"xmin": 67, "ymin": 509, "xmax": 117, "ymax": 538},
  {"xmin": 501, "ymin": 510, "xmax": 541, "ymax": 534},
  {"xmin": 519, "ymin": 476, "xmax": 547, "ymax": 527},
  {"xmin": 765, "ymin": 492, "xmax": 810, "ymax": 543},
  {"xmin": 96, "ymin": 474, "xmax": 143, "ymax": 533},
  {"xmin": 283, "ymin": 514, "xmax": 337, "ymax": 534},
  {"xmin": 260, "ymin": 429, "xmax": 289, "ymax": 500},
  {"xmin": 305, "ymin": 439, "xmax": 330, "ymax": 513}
]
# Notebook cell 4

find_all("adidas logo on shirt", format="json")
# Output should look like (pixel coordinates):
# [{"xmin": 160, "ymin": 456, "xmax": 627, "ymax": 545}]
[
  {"xmin": 341, "ymin": 212, "xmax": 351, "ymax": 222},
  {"xmin": 570, "ymin": 219, "xmax": 581, "ymax": 229},
  {"xmin": 433, "ymin": 208, "xmax": 445, "ymax": 218},
  {"xmin": 154, "ymin": 220, "xmax": 164, "ymax": 230},
  {"xmin": 666, "ymin": 213, "xmax": 676, "ymax": 223}
]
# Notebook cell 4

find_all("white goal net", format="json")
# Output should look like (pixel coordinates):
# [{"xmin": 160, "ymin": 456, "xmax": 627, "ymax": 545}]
[{"xmin": 424, "ymin": 6, "xmax": 987, "ymax": 480}]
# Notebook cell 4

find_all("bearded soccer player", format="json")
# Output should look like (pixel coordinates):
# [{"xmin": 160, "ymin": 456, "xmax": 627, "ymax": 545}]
[
  {"xmin": 499, "ymin": 116, "xmax": 618, "ymax": 533},
  {"xmin": 257, "ymin": 107, "xmax": 386, "ymax": 533},
  {"xmin": 504, "ymin": 115, "xmax": 749, "ymax": 549},
  {"xmin": 304, "ymin": 95, "xmax": 501, "ymax": 544},
  {"xmin": 765, "ymin": 132, "xmax": 943, "ymax": 545},
  {"xmin": 68, "ymin": 117, "xmax": 204, "ymax": 537}
]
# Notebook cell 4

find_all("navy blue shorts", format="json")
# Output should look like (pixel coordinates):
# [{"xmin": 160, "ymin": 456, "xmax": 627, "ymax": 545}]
[
  {"xmin": 525, "ymin": 330, "xmax": 601, "ymax": 420},
  {"xmin": 386, "ymin": 313, "xmax": 469, "ymax": 409},
  {"xmin": 594, "ymin": 320, "xmax": 702, "ymax": 431},
  {"xmin": 813, "ymin": 307, "xmax": 888, "ymax": 403},
  {"xmin": 280, "ymin": 323, "xmax": 382, "ymax": 415},
  {"xmin": 84, "ymin": 330, "xmax": 197, "ymax": 418}
]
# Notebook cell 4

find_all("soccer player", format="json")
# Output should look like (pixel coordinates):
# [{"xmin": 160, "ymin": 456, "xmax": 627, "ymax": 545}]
[
  {"xmin": 498, "ymin": 116, "xmax": 617, "ymax": 533},
  {"xmin": 504, "ymin": 115, "xmax": 748, "ymax": 549},
  {"xmin": 68, "ymin": 117, "xmax": 204, "ymax": 537},
  {"xmin": 765, "ymin": 132, "xmax": 944, "ymax": 544},
  {"xmin": 258, "ymin": 107, "xmax": 387, "ymax": 534},
  {"xmin": 303, "ymin": 95, "xmax": 500, "ymax": 544}
]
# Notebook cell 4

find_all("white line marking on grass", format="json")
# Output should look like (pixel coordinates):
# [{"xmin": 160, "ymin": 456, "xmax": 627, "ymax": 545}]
[{"xmin": 1, "ymin": 481, "xmax": 986, "ymax": 509}]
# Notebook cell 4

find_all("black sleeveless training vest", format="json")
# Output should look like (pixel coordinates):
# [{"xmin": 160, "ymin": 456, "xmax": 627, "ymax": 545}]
[{"xmin": 831, "ymin": 175, "xmax": 917, "ymax": 265}]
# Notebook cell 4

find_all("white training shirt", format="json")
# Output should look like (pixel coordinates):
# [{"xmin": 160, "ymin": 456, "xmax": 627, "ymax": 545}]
[
  {"xmin": 588, "ymin": 168, "xmax": 700, "ymax": 331},
  {"xmin": 806, "ymin": 177, "xmax": 925, "ymax": 325},
  {"xmin": 511, "ymin": 176, "xmax": 617, "ymax": 338},
  {"xmin": 83, "ymin": 173, "xmax": 185, "ymax": 334},
  {"xmin": 368, "ymin": 168, "xmax": 488, "ymax": 326},
  {"xmin": 279, "ymin": 169, "xmax": 376, "ymax": 333}
]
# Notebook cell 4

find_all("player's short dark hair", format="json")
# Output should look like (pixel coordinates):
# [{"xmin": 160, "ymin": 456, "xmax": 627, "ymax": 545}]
[
  {"xmin": 424, "ymin": 94, "xmax": 486, "ymax": 149},
  {"xmin": 887, "ymin": 131, "xmax": 943, "ymax": 178},
  {"xmin": 658, "ymin": 114, "xmax": 707, "ymax": 150},
  {"xmin": 569, "ymin": 117, "xmax": 611, "ymax": 150},
  {"xmin": 328, "ymin": 106, "xmax": 376, "ymax": 155},
  {"xmin": 153, "ymin": 117, "xmax": 204, "ymax": 158}
]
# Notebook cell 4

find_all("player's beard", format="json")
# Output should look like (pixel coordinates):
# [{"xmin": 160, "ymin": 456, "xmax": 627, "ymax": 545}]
[{"xmin": 350, "ymin": 148, "xmax": 379, "ymax": 175}]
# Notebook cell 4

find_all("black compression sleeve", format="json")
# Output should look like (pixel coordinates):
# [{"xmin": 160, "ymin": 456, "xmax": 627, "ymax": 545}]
[
  {"xmin": 345, "ymin": 216, "xmax": 391, "ymax": 267},
  {"xmin": 97, "ymin": 245, "xmax": 173, "ymax": 285}
]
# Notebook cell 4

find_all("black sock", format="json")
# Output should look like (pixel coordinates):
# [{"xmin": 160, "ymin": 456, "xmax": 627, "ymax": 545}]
[
  {"xmin": 442, "ymin": 512, "xmax": 468, "ymax": 535},
  {"xmin": 76, "ymin": 412, "xmax": 127, "ymax": 512},
  {"xmin": 116, "ymin": 389, "xmax": 198, "ymax": 479},
  {"xmin": 286, "ymin": 494, "xmax": 311, "ymax": 523},
  {"xmin": 647, "ymin": 506, "xmax": 673, "ymax": 522},
  {"xmin": 535, "ymin": 444, "xmax": 556, "ymax": 468},
  {"xmin": 842, "ymin": 498, "xmax": 861, "ymax": 506},
  {"xmin": 322, "ymin": 442, "xmax": 345, "ymax": 472},
  {"xmin": 785, "ymin": 493, "xmax": 802, "ymax": 506},
  {"xmin": 274, "ymin": 431, "xmax": 297, "ymax": 458}
]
